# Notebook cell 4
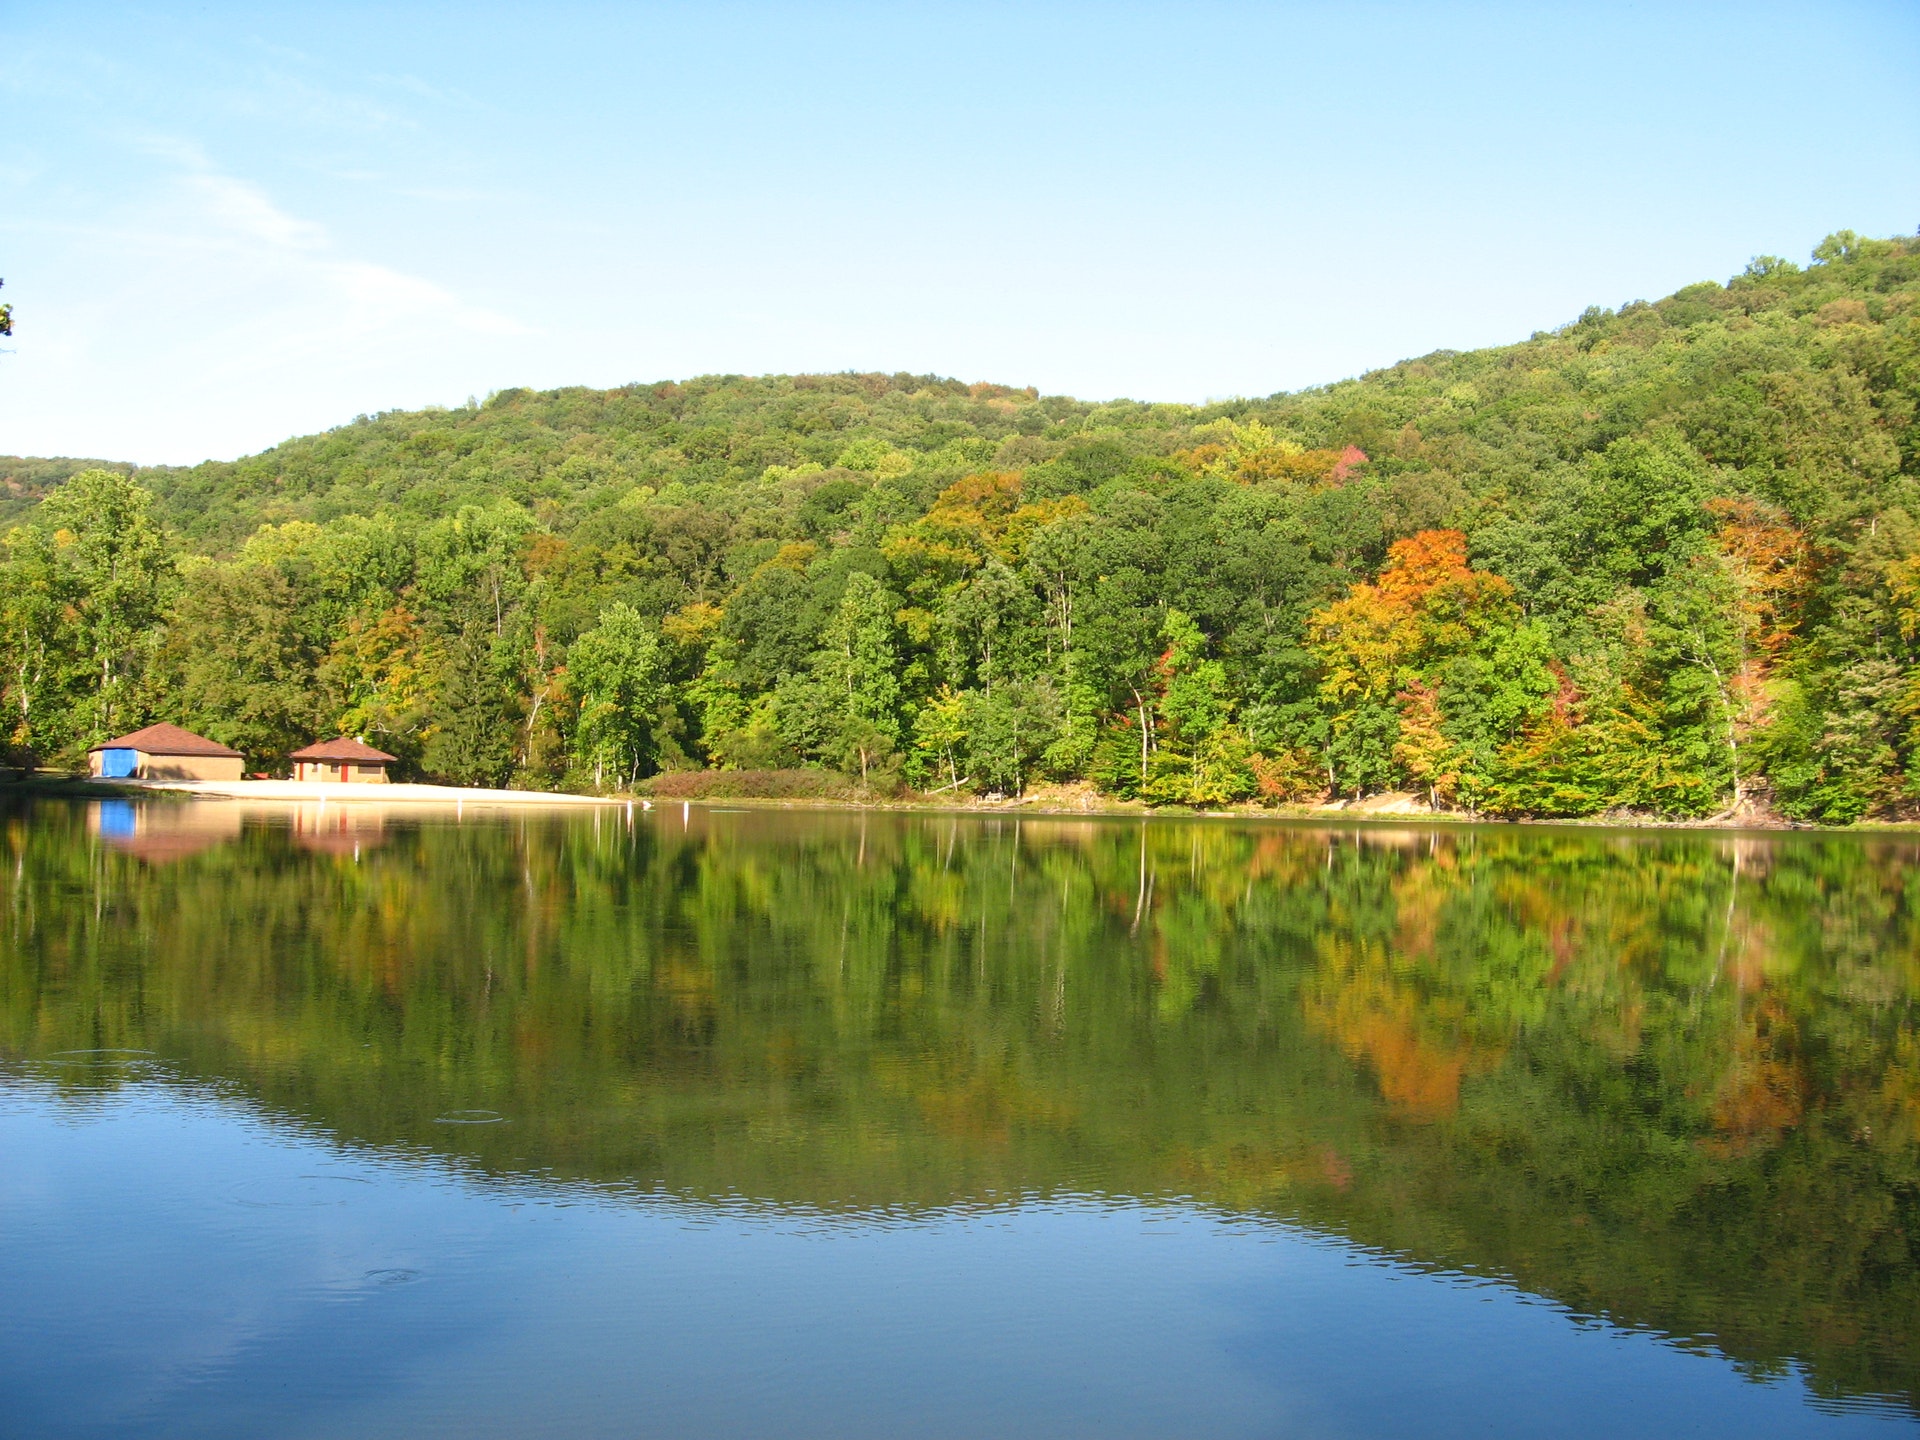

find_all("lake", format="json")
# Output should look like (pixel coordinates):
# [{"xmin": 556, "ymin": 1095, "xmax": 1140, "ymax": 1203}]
[{"xmin": 1, "ymin": 799, "xmax": 1916, "ymax": 1438}]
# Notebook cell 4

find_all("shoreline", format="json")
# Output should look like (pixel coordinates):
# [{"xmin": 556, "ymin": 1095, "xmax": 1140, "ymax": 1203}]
[
  {"xmin": 636, "ymin": 789, "xmax": 1910, "ymax": 835},
  {"xmin": 7, "ymin": 775, "xmax": 1917, "ymax": 832},
  {"xmin": 76, "ymin": 778, "xmax": 620, "ymax": 807}
]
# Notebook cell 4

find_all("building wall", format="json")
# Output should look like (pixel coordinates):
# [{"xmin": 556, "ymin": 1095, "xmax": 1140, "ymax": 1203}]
[
  {"xmin": 140, "ymin": 754, "xmax": 246, "ymax": 781},
  {"xmin": 88, "ymin": 751, "xmax": 244, "ymax": 780},
  {"xmin": 295, "ymin": 760, "xmax": 390, "ymax": 784}
]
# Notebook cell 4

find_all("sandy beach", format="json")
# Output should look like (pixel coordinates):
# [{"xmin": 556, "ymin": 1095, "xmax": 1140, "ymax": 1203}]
[{"xmin": 101, "ymin": 778, "xmax": 621, "ymax": 806}]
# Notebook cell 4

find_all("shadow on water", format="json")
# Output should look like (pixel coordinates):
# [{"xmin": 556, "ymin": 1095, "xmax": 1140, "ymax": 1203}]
[{"xmin": 4, "ymin": 797, "xmax": 1919, "ymax": 1414}]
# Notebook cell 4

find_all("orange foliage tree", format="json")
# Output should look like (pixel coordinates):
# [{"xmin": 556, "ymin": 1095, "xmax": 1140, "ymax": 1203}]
[{"xmin": 1308, "ymin": 530, "xmax": 1538, "ymax": 803}]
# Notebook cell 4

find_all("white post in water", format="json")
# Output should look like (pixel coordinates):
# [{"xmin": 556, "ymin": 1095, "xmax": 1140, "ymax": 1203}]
[{"xmin": 682, "ymin": 801, "xmax": 689, "ymax": 830}]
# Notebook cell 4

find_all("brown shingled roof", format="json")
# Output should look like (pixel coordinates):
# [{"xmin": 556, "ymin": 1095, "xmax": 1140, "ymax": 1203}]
[
  {"xmin": 89, "ymin": 722, "xmax": 243, "ymax": 757},
  {"xmin": 289, "ymin": 737, "xmax": 399, "ymax": 764}
]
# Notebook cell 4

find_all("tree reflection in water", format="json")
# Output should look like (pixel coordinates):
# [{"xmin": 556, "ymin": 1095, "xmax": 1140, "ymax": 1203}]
[{"xmin": 4, "ymin": 801, "xmax": 1918, "ymax": 1411}]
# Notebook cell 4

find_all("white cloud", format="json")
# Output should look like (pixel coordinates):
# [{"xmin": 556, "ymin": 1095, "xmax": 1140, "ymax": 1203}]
[
  {"xmin": 329, "ymin": 260, "xmax": 521, "ymax": 338},
  {"xmin": 181, "ymin": 171, "xmax": 326, "ymax": 250},
  {"xmin": 0, "ymin": 141, "xmax": 525, "ymax": 462}
]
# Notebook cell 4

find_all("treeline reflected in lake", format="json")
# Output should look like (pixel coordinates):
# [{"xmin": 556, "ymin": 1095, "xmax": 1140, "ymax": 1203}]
[{"xmin": 4, "ymin": 801, "xmax": 1918, "ymax": 1412}]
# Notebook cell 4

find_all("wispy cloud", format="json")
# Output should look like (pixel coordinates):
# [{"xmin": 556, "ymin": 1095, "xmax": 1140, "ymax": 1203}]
[
  {"xmin": 131, "ymin": 141, "xmax": 524, "ymax": 340},
  {"xmin": 182, "ymin": 171, "xmax": 327, "ymax": 250},
  {"xmin": 330, "ymin": 260, "xmax": 521, "ymax": 338},
  {"xmin": 0, "ymin": 129, "xmax": 529, "ymax": 462}
]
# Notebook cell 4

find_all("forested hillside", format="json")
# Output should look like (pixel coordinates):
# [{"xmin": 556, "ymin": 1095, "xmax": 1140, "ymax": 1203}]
[{"xmin": 5, "ymin": 229, "xmax": 1918, "ymax": 819}]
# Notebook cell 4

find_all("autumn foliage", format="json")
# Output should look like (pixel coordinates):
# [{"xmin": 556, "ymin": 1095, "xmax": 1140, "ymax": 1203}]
[{"xmin": 3, "ymin": 232, "xmax": 1917, "ymax": 817}]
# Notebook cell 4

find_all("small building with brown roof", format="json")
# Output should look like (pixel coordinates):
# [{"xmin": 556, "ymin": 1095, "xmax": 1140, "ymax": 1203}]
[
  {"xmin": 88, "ymin": 723, "xmax": 246, "ymax": 781},
  {"xmin": 289, "ymin": 736, "xmax": 398, "ymax": 784}
]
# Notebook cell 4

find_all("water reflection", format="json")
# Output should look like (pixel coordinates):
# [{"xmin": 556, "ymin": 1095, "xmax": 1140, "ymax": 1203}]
[
  {"xmin": 89, "ymin": 797, "xmax": 243, "ymax": 862},
  {"xmin": 4, "ymin": 801, "xmax": 1919, "ymax": 1419}
]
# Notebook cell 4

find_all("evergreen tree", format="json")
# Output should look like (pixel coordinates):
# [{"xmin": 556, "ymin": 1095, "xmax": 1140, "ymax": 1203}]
[{"xmin": 424, "ymin": 622, "xmax": 515, "ymax": 786}]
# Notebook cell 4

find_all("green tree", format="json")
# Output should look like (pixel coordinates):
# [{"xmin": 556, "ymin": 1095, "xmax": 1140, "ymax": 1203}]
[
  {"xmin": 424, "ymin": 621, "xmax": 516, "ymax": 787},
  {"xmin": 1142, "ymin": 610, "xmax": 1252, "ymax": 805},
  {"xmin": 37, "ymin": 469, "xmax": 173, "ymax": 743},
  {"xmin": 910, "ymin": 685, "xmax": 970, "ymax": 790},
  {"xmin": 159, "ymin": 559, "xmax": 320, "ymax": 766},
  {"xmin": 567, "ymin": 603, "xmax": 664, "ymax": 789},
  {"xmin": 0, "ymin": 524, "xmax": 78, "ymax": 763},
  {"xmin": 963, "ymin": 677, "xmax": 1063, "ymax": 795},
  {"xmin": 813, "ymin": 571, "xmax": 904, "ymax": 782}
]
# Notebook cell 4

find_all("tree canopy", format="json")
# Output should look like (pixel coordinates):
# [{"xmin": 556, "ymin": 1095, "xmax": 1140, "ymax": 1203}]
[{"xmin": 4, "ymin": 230, "xmax": 1919, "ymax": 817}]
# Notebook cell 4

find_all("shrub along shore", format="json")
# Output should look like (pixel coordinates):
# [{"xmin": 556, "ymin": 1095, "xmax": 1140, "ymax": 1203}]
[
  {"xmin": 5, "ymin": 232, "xmax": 1918, "ymax": 823},
  {"xmin": 632, "ymin": 772, "xmax": 1850, "ymax": 828}
]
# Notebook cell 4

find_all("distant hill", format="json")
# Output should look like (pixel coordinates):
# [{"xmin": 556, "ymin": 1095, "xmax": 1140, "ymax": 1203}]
[
  {"xmin": 4, "ymin": 230, "xmax": 1917, "ymax": 821},
  {"xmin": 9, "ymin": 232, "xmax": 1911, "ymax": 555},
  {"xmin": 6, "ymin": 377, "xmax": 1100, "ymax": 547},
  {"xmin": 0, "ymin": 454, "xmax": 134, "ymax": 526}
]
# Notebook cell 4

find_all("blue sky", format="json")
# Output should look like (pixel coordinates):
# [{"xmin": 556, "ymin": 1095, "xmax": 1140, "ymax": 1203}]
[{"xmin": 3, "ymin": 1, "xmax": 1917, "ymax": 465}]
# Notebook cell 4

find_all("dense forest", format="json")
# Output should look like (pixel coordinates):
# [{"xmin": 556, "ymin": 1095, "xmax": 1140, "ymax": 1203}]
[{"xmin": 4, "ymin": 230, "xmax": 1918, "ymax": 820}]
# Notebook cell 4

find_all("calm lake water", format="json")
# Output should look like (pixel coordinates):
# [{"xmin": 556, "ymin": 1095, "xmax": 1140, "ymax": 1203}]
[{"xmin": 2, "ymin": 799, "xmax": 1917, "ymax": 1438}]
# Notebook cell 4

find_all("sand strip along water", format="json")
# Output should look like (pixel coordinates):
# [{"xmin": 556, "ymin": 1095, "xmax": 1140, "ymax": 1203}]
[{"xmin": 98, "ymin": 779, "xmax": 622, "ymax": 806}]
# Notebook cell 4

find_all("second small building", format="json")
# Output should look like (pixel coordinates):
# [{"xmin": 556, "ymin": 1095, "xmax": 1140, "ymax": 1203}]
[{"xmin": 290, "ymin": 737, "xmax": 399, "ymax": 784}]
